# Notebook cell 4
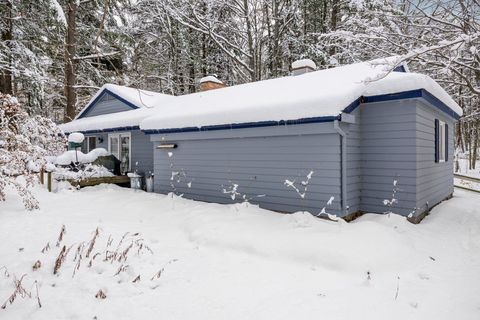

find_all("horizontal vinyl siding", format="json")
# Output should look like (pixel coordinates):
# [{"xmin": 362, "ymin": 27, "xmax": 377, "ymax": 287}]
[
  {"xmin": 359, "ymin": 100, "xmax": 418, "ymax": 215},
  {"xmin": 82, "ymin": 93, "xmax": 133, "ymax": 118},
  {"xmin": 131, "ymin": 130, "xmax": 154, "ymax": 175},
  {"xmin": 415, "ymin": 101, "xmax": 454, "ymax": 214},
  {"xmin": 153, "ymin": 131, "xmax": 343, "ymax": 215}
]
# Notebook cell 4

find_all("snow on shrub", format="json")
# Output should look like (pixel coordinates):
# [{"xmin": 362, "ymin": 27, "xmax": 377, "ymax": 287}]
[
  {"xmin": 0, "ymin": 93, "xmax": 65, "ymax": 210},
  {"xmin": 53, "ymin": 164, "xmax": 114, "ymax": 181},
  {"xmin": 54, "ymin": 148, "xmax": 109, "ymax": 166}
]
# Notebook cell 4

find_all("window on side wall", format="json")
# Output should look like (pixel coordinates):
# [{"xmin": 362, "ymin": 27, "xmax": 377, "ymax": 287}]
[
  {"xmin": 435, "ymin": 119, "xmax": 448, "ymax": 163},
  {"xmin": 82, "ymin": 136, "xmax": 97, "ymax": 153}
]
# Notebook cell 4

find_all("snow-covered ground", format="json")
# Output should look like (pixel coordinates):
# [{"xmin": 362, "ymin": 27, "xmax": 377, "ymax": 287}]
[{"xmin": 1, "ymin": 184, "xmax": 480, "ymax": 320}]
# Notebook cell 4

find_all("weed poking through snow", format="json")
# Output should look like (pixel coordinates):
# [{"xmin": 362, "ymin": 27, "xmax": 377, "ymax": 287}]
[
  {"xmin": 151, "ymin": 259, "xmax": 178, "ymax": 281},
  {"xmin": 56, "ymin": 225, "xmax": 66, "ymax": 247},
  {"xmin": 1, "ymin": 225, "xmax": 175, "ymax": 312}
]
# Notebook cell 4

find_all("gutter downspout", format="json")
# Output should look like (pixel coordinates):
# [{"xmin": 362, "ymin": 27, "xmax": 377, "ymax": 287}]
[{"xmin": 334, "ymin": 120, "xmax": 347, "ymax": 214}]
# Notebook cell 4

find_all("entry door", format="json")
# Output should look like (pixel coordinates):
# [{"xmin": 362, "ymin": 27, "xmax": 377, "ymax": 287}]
[{"xmin": 108, "ymin": 133, "xmax": 131, "ymax": 174}]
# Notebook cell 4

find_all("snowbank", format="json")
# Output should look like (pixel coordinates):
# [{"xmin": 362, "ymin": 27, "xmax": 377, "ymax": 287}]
[{"xmin": 0, "ymin": 185, "xmax": 479, "ymax": 319}]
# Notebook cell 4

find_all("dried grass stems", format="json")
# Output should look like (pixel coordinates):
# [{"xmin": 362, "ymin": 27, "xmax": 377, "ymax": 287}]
[
  {"xmin": 1, "ymin": 225, "xmax": 173, "ymax": 309},
  {"xmin": 1, "ymin": 274, "xmax": 40, "ymax": 309},
  {"xmin": 48, "ymin": 227, "xmax": 154, "ymax": 280},
  {"xmin": 150, "ymin": 259, "xmax": 178, "ymax": 281},
  {"xmin": 56, "ymin": 225, "xmax": 66, "ymax": 247}
]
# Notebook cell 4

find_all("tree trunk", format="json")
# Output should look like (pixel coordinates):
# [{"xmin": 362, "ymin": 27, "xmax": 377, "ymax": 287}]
[
  {"xmin": 473, "ymin": 121, "xmax": 479, "ymax": 170},
  {"xmin": 64, "ymin": 0, "xmax": 77, "ymax": 122},
  {"xmin": 0, "ymin": 0, "xmax": 13, "ymax": 95},
  {"xmin": 242, "ymin": 0, "xmax": 256, "ymax": 82}
]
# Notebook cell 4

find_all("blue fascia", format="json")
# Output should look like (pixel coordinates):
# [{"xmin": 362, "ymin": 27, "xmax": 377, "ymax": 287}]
[{"xmin": 77, "ymin": 89, "xmax": 139, "ymax": 119}]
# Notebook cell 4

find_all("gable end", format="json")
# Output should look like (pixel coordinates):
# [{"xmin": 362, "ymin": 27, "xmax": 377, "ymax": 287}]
[{"xmin": 77, "ymin": 89, "xmax": 140, "ymax": 119}]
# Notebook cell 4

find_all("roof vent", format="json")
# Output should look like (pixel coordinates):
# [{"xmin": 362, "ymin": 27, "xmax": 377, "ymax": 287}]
[
  {"xmin": 199, "ymin": 75, "xmax": 226, "ymax": 91},
  {"xmin": 291, "ymin": 59, "xmax": 316, "ymax": 76}
]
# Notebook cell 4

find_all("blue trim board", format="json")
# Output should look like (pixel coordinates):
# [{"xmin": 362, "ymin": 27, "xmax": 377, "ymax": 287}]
[{"xmin": 77, "ymin": 89, "xmax": 139, "ymax": 119}]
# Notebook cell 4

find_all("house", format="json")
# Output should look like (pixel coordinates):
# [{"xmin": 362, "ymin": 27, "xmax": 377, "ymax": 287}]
[
  {"xmin": 60, "ymin": 58, "xmax": 462, "ymax": 223},
  {"xmin": 139, "ymin": 58, "xmax": 461, "ymax": 223},
  {"xmin": 59, "ymin": 84, "xmax": 174, "ymax": 175}
]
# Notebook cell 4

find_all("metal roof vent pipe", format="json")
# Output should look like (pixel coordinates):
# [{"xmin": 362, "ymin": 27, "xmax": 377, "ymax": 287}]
[
  {"xmin": 291, "ymin": 59, "xmax": 316, "ymax": 76},
  {"xmin": 199, "ymin": 75, "xmax": 226, "ymax": 91}
]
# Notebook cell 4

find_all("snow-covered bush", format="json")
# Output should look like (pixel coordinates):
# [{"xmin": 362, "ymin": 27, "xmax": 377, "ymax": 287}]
[
  {"xmin": 0, "ymin": 93, "xmax": 65, "ymax": 209},
  {"xmin": 53, "ymin": 164, "xmax": 114, "ymax": 181},
  {"xmin": 55, "ymin": 148, "xmax": 110, "ymax": 166}
]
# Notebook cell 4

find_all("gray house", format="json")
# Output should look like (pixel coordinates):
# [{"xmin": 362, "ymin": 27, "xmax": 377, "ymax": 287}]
[
  {"xmin": 139, "ymin": 59, "xmax": 461, "ymax": 223},
  {"xmin": 59, "ymin": 84, "xmax": 174, "ymax": 175},
  {"xmin": 60, "ymin": 58, "xmax": 462, "ymax": 222}
]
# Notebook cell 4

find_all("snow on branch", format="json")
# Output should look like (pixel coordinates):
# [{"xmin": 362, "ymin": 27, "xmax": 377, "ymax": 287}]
[
  {"xmin": 73, "ymin": 51, "xmax": 120, "ymax": 61},
  {"xmin": 0, "ymin": 94, "xmax": 65, "ymax": 210}
]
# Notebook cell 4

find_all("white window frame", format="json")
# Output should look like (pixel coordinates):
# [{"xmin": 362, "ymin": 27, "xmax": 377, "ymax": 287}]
[
  {"xmin": 439, "ymin": 120, "xmax": 446, "ymax": 163},
  {"xmin": 108, "ymin": 132, "xmax": 132, "ymax": 172}
]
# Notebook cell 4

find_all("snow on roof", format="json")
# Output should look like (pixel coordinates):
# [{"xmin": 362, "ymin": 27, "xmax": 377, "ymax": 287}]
[
  {"xmin": 291, "ymin": 59, "xmax": 316, "ymax": 70},
  {"xmin": 200, "ymin": 76, "xmax": 223, "ymax": 84},
  {"xmin": 140, "ymin": 59, "xmax": 462, "ymax": 131},
  {"xmin": 74, "ymin": 84, "xmax": 175, "ymax": 120},
  {"xmin": 60, "ymin": 107, "xmax": 157, "ymax": 133}
]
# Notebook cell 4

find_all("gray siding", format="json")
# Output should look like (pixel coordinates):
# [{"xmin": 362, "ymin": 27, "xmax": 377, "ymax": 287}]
[
  {"xmin": 358, "ymin": 100, "xmax": 418, "ymax": 216},
  {"xmin": 352, "ymin": 98, "xmax": 456, "ymax": 217},
  {"xmin": 152, "ymin": 123, "xmax": 343, "ymax": 215},
  {"xmin": 345, "ymin": 108, "xmax": 361, "ymax": 214},
  {"xmin": 131, "ymin": 130, "xmax": 154, "ymax": 175},
  {"xmin": 414, "ymin": 100, "xmax": 454, "ymax": 215},
  {"xmin": 147, "ymin": 97, "xmax": 456, "ymax": 218},
  {"xmin": 82, "ymin": 93, "xmax": 134, "ymax": 118}
]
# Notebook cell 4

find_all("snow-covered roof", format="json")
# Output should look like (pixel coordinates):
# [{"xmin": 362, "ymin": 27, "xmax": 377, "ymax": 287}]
[
  {"xmin": 200, "ymin": 76, "xmax": 223, "ymax": 84},
  {"xmin": 60, "ymin": 107, "xmax": 158, "ymax": 133},
  {"xmin": 292, "ymin": 59, "xmax": 316, "ymax": 70},
  {"xmin": 74, "ymin": 84, "xmax": 175, "ymax": 120},
  {"xmin": 140, "ymin": 59, "xmax": 462, "ymax": 131},
  {"xmin": 61, "ymin": 57, "xmax": 461, "ymax": 134}
]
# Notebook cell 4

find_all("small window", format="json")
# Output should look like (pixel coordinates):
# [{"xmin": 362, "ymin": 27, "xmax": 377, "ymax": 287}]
[
  {"xmin": 82, "ymin": 136, "xmax": 97, "ymax": 153},
  {"xmin": 439, "ymin": 121, "xmax": 446, "ymax": 162},
  {"xmin": 435, "ymin": 119, "xmax": 448, "ymax": 163},
  {"xmin": 88, "ymin": 137, "xmax": 96, "ymax": 151}
]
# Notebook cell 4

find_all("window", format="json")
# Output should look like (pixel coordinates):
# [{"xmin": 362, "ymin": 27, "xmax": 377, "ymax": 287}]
[
  {"xmin": 439, "ymin": 121, "xmax": 446, "ymax": 162},
  {"xmin": 435, "ymin": 119, "xmax": 448, "ymax": 163},
  {"xmin": 108, "ymin": 133, "xmax": 131, "ymax": 174},
  {"xmin": 81, "ymin": 136, "xmax": 97, "ymax": 153}
]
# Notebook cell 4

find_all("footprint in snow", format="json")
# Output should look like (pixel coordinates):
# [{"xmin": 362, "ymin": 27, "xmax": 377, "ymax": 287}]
[{"xmin": 418, "ymin": 273, "xmax": 430, "ymax": 280}]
